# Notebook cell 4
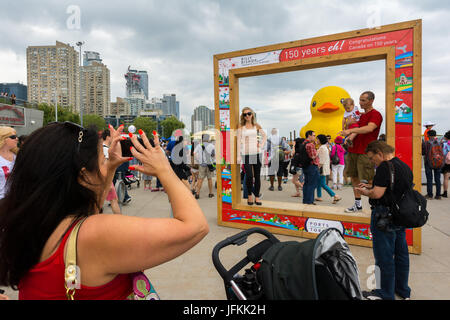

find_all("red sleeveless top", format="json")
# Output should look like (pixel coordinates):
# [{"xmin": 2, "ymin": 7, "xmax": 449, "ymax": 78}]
[{"xmin": 19, "ymin": 220, "xmax": 133, "ymax": 300}]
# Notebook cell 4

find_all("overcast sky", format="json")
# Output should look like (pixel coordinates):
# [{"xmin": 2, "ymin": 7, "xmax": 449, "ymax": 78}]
[{"xmin": 0, "ymin": 0, "xmax": 449, "ymax": 137}]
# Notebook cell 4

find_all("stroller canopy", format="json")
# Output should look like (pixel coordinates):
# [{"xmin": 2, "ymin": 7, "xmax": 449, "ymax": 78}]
[{"xmin": 258, "ymin": 228, "xmax": 362, "ymax": 300}]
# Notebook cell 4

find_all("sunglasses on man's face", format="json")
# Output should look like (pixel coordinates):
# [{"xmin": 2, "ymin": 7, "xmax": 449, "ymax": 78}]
[
  {"xmin": 8, "ymin": 135, "xmax": 18, "ymax": 139},
  {"xmin": 243, "ymin": 112, "xmax": 252, "ymax": 117}
]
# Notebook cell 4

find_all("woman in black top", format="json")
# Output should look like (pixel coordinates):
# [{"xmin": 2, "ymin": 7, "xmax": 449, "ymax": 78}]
[
  {"xmin": 290, "ymin": 138, "xmax": 305, "ymax": 197},
  {"xmin": 169, "ymin": 135, "xmax": 191, "ymax": 189},
  {"xmin": 355, "ymin": 140, "xmax": 411, "ymax": 300}
]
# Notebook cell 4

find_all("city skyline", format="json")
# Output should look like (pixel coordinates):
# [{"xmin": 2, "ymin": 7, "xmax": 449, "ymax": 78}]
[{"xmin": 1, "ymin": 1, "xmax": 449, "ymax": 136}]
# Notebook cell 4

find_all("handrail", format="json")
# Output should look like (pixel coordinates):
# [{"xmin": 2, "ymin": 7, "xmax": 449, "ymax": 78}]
[{"xmin": 0, "ymin": 96, "xmax": 39, "ymax": 109}]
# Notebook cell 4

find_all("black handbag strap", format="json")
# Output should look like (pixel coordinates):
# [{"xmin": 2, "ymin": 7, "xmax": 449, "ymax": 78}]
[{"xmin": 386, "ymin": 160, "xmax": 398, "ymax": 211}]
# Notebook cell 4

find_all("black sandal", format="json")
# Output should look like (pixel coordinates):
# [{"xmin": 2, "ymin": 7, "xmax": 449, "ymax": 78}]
[
  {"xmin": 208, "ymin": 194, "xmax": 214, "ymax": 198},
  {"xmin": 247, "ymin": 201, "xmax": 254, "ymax": 205},
  {"xmin": 255, "ymin": 201, "xmax": 262, "ymax": 206}
]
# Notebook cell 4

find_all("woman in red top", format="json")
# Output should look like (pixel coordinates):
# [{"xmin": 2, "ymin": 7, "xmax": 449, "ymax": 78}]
[{"xmin": 0, "ymin": 122, "xmax": 209, "ymax": 299}]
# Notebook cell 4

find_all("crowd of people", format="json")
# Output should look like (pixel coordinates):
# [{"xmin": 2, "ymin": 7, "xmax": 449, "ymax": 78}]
[
  {"xmin": 238, "ymin": 92, "xmax": 383, "ymax": 212},
  {"xmin": 0, "ymin": 92, "xmax": 17, "ymax": 105},
  {"xmin": 235, "ymin": 90, "xmax": 449, "ymax": 300},
  {"xmin": 0, "ymin": 88, "xmax": 448, "ymax": 300},
  {"xmin": 238, "ymin": 92, "xmax": 450, "ymax": 211},
  {"xmin": 113, "ymin": 129, "xmax": 218, "ymax": 204}
]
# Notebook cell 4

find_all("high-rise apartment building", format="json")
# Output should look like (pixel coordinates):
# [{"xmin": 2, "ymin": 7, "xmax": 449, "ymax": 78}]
[
  {"xmin": 27, "ymin": 41, "xmax": 79, "ymax": 111},
  {"xmin": 191, "ymin": 105, "xmax": 214, "ymax": 133},
  {"xmin": 125, "ymin": 92, "xmax": 146, "ymax": 116},
  {"xmin": 83, "ymin": 51, "xmax": 102, "ymax": 66},
  {"xmin": 125, "ymin": 67, "xmax": 148, "ymax": 99},
  {"xmin": 162, "ymin": 94, "xmax": 179, "ymax": 119},
  {"xmin": 110, "ymin": 97, "xmax": 131, "ymax": 116},
  {"xmin": 80, "ymin": 60, "xmax": 111, "ymax": 117},
  {"xmin": 137, "ymin": 70, "xmax": 148, "ymax": 100}
]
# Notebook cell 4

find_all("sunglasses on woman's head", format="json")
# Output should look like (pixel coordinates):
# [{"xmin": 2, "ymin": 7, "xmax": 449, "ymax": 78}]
[
  {"xmin": 48, "ymin": 121, "xmax": 86, "ymax": 151},
  {"xmin": 243, "ymin": 112, "xmax": 252, "ymax": 117}
]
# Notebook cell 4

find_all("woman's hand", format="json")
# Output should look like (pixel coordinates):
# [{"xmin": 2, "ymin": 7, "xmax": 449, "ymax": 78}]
[
  {"xmin": 106, "ymin": 124, "xmax": 131, "ymax": 171},
  {"xmin": 129, "ymin": 130, "xmax": 172, "ymax": 177}
]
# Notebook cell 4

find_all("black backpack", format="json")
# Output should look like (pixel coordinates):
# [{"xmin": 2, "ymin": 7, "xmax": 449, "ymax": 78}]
[
  {"xmin": 297, "ymin": 142, "xmax": 312, "ymax": 168},
  {"xmin": 387, "ymin": 161, "xmax": 429, "ymax": 228},
  {"xmin": 330, "ymin": 145, "xmax": 340, "ymax": 165},
  {"xmin": 289, "ymin": 143, "xmax": 312, "ymax": 174}
]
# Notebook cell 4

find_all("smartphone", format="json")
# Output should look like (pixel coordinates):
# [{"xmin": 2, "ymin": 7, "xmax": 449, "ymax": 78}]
[{"xmin": 120, "ymin": 138, "xmax": 154, "ymax": 157}]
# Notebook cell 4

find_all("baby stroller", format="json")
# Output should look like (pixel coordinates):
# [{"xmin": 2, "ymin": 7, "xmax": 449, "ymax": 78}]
[
  {"xmin": 123, "ymin": 170, "xmax": 140, "ymax": 189},
  {"xmin": 212, "ymin": 227, "xmax": 362, "ymax": 300}
]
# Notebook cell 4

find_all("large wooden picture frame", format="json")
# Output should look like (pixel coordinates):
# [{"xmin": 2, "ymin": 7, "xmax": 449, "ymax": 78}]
[{"xmin": 213, "ymin": 20, "xmax": 422, "ymax": 254}]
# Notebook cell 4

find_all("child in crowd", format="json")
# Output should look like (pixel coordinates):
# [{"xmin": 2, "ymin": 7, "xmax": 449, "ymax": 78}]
[
  {"xmin": 142, "ymin": 173, "xmax": 152, "ymax": 190},
  {"xmin": 342, "ymin": 98, "xmax": 361, "ymax": 148},
  {"xmin": 330, "ymin": 136, "xmax": 346, "ymax": 190}
]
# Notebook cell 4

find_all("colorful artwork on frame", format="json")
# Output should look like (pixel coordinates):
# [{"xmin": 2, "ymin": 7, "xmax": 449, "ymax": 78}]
[
  {"xmin": 219, "ymin": 87, "xmax": 229, "ymax": 109},
  {"xmin": 395, "ymin": 92, "xmax": 413, "ymax": 123},
  {"xmin": 215, "ymin": 20, "xmax": 421, "ymax": 253},
  {"xmin": 219, "ymin": 110, "xmax": 230, "ymax": 131}
]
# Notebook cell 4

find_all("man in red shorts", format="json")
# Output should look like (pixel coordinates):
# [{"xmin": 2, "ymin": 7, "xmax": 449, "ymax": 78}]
[{"xmin": 340, "ymin": 91, "xmax": 383, "ymax": 213}]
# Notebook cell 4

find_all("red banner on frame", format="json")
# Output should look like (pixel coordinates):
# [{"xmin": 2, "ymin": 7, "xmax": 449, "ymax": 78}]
[{"xmin": 280, "ymin": 29, "xmax": 412, "ymax": 62}]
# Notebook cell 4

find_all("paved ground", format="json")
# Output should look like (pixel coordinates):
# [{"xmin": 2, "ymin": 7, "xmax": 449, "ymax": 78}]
[{"xmin": 2, "ymin": 176, "xmax": 449, "ymax": 300}]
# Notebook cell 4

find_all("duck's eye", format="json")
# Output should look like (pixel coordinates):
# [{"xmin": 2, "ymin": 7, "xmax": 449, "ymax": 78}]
[
  {"xmin": 312, "ymin": 101, "xmax": 316, "ymax": 107},
  {"xmin": 340, "ymin": 98, "xmax": 345, "ymax": 104}
]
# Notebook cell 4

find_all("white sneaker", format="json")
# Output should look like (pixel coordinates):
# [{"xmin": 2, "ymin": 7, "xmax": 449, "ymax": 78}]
[
  {"xmin": 362, "ymin": 290, "xmax": 383, "ymax": 300},
  {"xmin": 345, "ymin": 204, "xmax": 362, "ymax": 213}
]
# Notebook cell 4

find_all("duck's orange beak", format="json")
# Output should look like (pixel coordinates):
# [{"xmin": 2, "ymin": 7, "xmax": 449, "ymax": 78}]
[{"xmin": 317, "ymin": 102, "xmax": 339, "ymax": 113}]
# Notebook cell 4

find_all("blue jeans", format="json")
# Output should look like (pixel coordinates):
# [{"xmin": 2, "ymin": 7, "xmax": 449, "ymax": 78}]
[
  {"xmin": 370, "ymin": 207, "xmax": 411, "ymax": 300},
  {"xmin": 424, "ymin": 163, "xmax": 441, "ymax": 197},
  {"xmin": 302, "ymin": 165, "xmax": 319, "ymax": 204},
  {"xmin": 316, "ymin": 175, "xmax": 335, "ymax": 198}
]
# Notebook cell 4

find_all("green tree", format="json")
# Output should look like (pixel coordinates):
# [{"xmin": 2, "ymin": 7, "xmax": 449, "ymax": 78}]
[
  {"xmin": 133, "ymin": 117, "xmax": 157, "ymax": 136},
  {"xmin": 160, "ymin": 116, "xmax": 185, "ymax": 138},
  {"xmin": 83, "ymin": 114, "xmax": 106, "ymax": 131},
  {"xmin": 38, "ymin": 103, "xmax": 81, "ymax": 125},
  {"xmin": 37, "ymin": 103, "xmax": 54, "ymax": 125}
]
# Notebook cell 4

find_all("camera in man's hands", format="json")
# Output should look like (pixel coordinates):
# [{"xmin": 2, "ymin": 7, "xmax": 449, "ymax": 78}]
[{"xmin": 373, "ymin": 205, "xmax": 394, "ymax": 232}]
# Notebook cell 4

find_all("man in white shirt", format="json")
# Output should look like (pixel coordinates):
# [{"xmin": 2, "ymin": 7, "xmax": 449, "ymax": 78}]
[{"xmin": 193, "ymin": 134, "xmax": 216, "ymax": 199}]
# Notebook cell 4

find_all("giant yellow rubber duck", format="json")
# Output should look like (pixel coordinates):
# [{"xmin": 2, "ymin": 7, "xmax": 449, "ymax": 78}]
[{"xmin": 300, "ymin": 86, "xmax": 350, "ymax": 140}]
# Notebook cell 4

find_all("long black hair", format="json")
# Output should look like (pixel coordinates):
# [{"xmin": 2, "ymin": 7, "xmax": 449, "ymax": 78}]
[
  {"xmin": 0, "ymin": 122, "xmax": 101, "ymax": 288},
  {"xmin": 294, "ymin": 138, "xmax": 305, "ymax": 154}
]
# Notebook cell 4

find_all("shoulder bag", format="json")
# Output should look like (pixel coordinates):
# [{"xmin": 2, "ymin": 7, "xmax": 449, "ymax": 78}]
[
  {"xmin": 64, "ymin": 217, "xmax": 160, "ymax": 300},
  {"xmin": 386, "ymin": 161, "xmax": 429, "ymax": 228}
]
